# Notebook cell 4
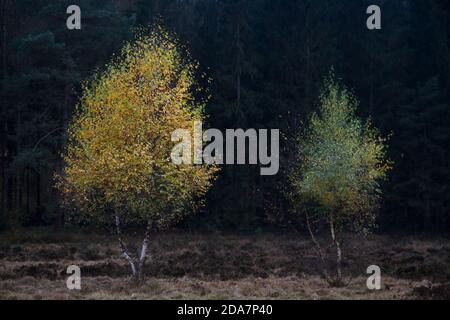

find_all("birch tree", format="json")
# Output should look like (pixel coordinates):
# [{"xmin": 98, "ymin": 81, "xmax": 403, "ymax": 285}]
[
  {"xmin": 289, "ymin": 70, "xmax": 392, "ymax": 286},
  {"xmin": 58, "ymin": 28, "xmax": 218, "ymax": 281}
]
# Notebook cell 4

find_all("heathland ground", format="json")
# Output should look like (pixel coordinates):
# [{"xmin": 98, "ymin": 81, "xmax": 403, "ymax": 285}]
[{"xmin": 0, "ymin": 229, "xmax": 449, "ymax": 300}]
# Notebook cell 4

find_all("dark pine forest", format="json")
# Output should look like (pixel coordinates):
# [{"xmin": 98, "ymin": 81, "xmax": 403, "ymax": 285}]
[{"xmin": 1, "ymin": 0, "xmax": 450, "ymax": 233}]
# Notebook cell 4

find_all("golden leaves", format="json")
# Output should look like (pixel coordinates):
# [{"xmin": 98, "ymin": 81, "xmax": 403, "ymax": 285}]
[{"xmin": 59, "ymin": 27, "xmax": 217, "ymax": 225}]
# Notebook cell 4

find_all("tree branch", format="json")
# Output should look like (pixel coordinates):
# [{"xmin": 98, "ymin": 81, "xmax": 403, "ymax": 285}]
[{"xmin": 305, "ymin": 212, "xmax": 332, "ymax": 283}]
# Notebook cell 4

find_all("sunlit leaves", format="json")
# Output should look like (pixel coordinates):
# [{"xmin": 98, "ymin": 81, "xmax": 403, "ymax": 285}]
[
  {"xmin": 58, "ymin": 27, "xmax": 218, "ymax": 228},
  {"xmin": 290, "ymin": 70, "xmax": 392, "ymax": 233}
]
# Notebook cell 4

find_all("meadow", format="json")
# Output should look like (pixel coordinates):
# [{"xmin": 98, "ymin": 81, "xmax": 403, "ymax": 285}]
[{"xmin": 0, "ymin": 229, "xmax": 449, "ymax": 300}]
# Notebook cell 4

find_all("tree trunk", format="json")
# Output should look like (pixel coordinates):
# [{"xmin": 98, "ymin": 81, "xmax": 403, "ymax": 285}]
[
  {"xmin": 26, "ymin": 168, "xmax": 30, "ymax": 219},
  {"xmin": 305, "ymin": 212, "xmax": 332, "ymax": 283},
  {"xmin": 424, "ymin": 192, "xmax": 432, "ymax": 232},
  {"xmin": 36, "ymin": 168, "xmax": 41, "ymax": 222},
  {"xmin": 0, "ymin": 122, "xmax": 5, "ymax": 213},
  {"xmin": 56, "ymin": 84, "xmax": 72, "ymax": 229},
  {"xmin": 114, "ymin": 213, "xmax": 137, "ymax": 278},
  {"xmin": 0, "ymin": 0, "xmax": 7, "ymax": 216},
  {"xmin": 114, "ymin": 212, "xmax": 152, "ymax": 282},
  {"xmin": 7, "ymin": 174, "xmax": 12, "ymax": 211},
  {"xmin": 137, "ymin": 219, "xmax": 152, "ymax": 281},
  {"xmin": 329, "ymin": 219, "xmax": 343, "ymax": 285}
]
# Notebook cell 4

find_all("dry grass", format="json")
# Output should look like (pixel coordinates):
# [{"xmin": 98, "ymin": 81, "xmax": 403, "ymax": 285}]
[{"xmin": 0, "ymin": 229, "xmax": 449, "ymax": 300}]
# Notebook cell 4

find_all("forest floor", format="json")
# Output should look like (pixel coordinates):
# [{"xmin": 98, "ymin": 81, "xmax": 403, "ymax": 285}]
[{"xmin": 0, "ymin": 228, "xmax": 449, "ymax": 300}]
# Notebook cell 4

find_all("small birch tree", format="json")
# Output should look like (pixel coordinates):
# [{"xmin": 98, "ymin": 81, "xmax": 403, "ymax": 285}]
[
  {"xmin": 58, "ymin": 28, "xmax": 218, "ymax": 281},
  {"xmin": 289, "ymin": 71, "xmax": 392, "ymax": 286}
]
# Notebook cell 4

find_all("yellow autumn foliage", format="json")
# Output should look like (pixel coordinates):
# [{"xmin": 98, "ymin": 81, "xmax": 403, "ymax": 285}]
[{"xmin": 58, "ymin": 28, "xmax": 218, "ymax": 228}]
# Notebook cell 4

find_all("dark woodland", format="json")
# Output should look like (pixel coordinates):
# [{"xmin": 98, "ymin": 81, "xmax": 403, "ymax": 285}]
[
  {"xmin": 1, "ymin": 0, "xmax": 449, "ymax": 233},
  {"xmin": 1, "ymin": 0, "xmax": 450, "ymax": 301}
]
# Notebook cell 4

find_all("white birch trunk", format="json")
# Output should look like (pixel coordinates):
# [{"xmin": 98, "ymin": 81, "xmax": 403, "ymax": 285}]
[
  {"xmin": 115, "ymin": 214, "xmax": 137, "ymax": 278},
  {"xmin": 330, "ymin": 219, "xmax": 342, "ymax": 284},
  {"xmin": 137, "ymin": 219, "xmax": 152, "ymax": 281}
]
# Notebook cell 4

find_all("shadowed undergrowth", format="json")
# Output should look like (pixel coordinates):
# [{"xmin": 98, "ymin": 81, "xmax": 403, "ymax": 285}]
[{"xmin": 0, "ymin": 229, "xmax": 449, "ymax": 299}]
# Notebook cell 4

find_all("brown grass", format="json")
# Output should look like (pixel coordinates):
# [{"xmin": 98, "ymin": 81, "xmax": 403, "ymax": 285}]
[{"xmin": 0, "ymin": 230, "xmax": 449, "ymax": 300}]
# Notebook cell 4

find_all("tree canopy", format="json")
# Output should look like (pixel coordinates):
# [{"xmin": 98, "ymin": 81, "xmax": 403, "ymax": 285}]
[
  {"xmin": 290, "ymin": 72, "xmax": 391, "ymax": 233},
  {"xmin": 59, "ymin": 28, "xmax": 218, "ymax": 229}
]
